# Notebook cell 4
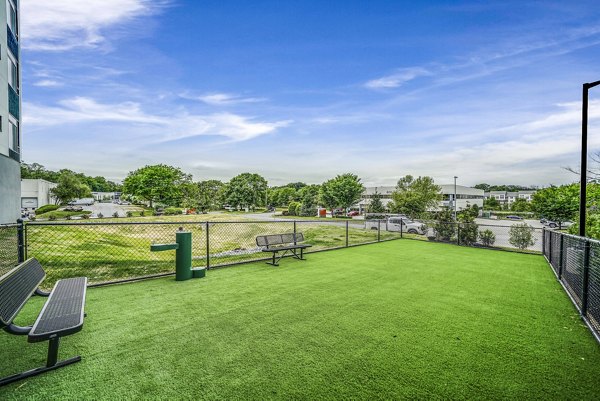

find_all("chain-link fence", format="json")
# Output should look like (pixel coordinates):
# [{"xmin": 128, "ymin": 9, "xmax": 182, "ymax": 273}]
[
  {"xmin": 544, "ymin": 229, "xmax": 600, "ymax": 343},
  {"xmin": 23, "ymin": 219, "xmax": 401, "ymax": 288},
  {"xmin": 397, "ymin": 220, "xmax": 543, "ymax": 253},
  {"xmin": 0, "ymin": 223, "xmax": 19, "ymax": 277}
]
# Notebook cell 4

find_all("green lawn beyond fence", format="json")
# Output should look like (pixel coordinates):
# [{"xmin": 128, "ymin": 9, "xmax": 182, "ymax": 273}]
[{"xmin": 1, "ymin": 240, "xmax": 599, "ymax": 399}]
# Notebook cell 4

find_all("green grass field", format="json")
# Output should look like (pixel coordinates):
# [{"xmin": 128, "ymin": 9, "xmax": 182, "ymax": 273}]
[{"xmin": 2, "ymin": 240, "xmax": 599, "ymax": 400}]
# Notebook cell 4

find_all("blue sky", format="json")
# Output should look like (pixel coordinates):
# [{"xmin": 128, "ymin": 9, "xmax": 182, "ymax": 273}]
[{"xmin": 21, "ymin": 0, "xmax": 600, "ymax": 186}]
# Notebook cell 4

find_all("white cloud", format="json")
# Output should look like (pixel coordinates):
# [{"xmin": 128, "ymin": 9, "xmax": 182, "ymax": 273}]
[
  {"xmin": 23, "ymin": 97, "xmax": 291, "ymax": 142},
  {"xmin": 365, "ymin": 67, "xmax": 431, "ymax": 89},
  {"xmin": 180, "ymin": 92, "xmax": 267, "ymax": 105},
  {"xmin": 21, "ymin": 0, "xmax": 168, "ymax": 51},
  {"xmin": 32, "ymin": 79, "xmax": 62, "ymax": 87}
]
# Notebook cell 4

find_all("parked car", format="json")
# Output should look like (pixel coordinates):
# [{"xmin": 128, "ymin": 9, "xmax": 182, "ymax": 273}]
[
  {"xmin": 544, "ymin": 221, "xmax": 573, "ymax": 229},
  {"xmin": 366, "ymin": 217, "xmax": 426, "ymax": 235},
  {"xmin": 506, "ymin": 215, "xmax": 523, "ymax": 220},
  {"xmin": 69, "ymin": 198, "xmax": 95, "ymax": 206},
  {"xmin": 347, "ymin": 211, "xmax": 360, "ymax": 217},
  {"xmin": 63, "ymin": 206, "xmax": 83, "ymax": 212}
]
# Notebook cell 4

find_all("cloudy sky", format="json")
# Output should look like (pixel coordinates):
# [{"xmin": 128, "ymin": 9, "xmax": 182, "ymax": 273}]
[{"xmin": 21, "ymin": 0, "xmax": 600, "ymax": 186}]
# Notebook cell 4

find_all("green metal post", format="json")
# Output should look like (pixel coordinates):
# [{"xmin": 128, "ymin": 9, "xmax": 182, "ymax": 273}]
[{"xmin": 175, "ymin": 230, "xmax": 193, "ymax": 281}]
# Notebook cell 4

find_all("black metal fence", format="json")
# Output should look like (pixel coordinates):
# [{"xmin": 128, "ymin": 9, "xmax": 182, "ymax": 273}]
[
  {"xmin": 0, "ymin": 218, "xmax": 546, "ymax": 288},
  {"xmin": 543, "ymin": 229, "xmax": 600, "ymax": 342},
  {"xmin": 22, "ymin": 219, "xmax": 402, "ymax": 288},
  {"xmin": 402, "ymin": 220, "xmax": 543, "ymax": 253}
]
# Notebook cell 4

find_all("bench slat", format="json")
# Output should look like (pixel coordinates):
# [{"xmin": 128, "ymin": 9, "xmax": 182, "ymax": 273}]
[
  {"xmin": 0, "ymin": 259, "xmax": 46, "ymax": 328},
  {"xmin": 29, "ymin": 277, "xmax": 87, "ymax": 343}
]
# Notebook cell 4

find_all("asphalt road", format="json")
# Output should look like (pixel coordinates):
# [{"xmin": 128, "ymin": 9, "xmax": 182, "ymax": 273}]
[{"xmin": 83, "ymin": 203, "xmax": 142, "ymax": 218}]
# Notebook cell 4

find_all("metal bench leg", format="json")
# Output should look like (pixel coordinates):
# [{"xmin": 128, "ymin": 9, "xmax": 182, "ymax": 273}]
[{"xmin": 0, "ymin": 337, "xmax": 81, "ymax": 387}]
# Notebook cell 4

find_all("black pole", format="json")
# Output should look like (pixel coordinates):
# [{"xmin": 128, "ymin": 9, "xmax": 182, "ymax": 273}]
[
  {"xmin": 580, "ymin": 80, "xmax": 600, "ymax": 237},
  {"xmin": 16, "ymin": 219, "xmax": 24, "ymax": 263}
]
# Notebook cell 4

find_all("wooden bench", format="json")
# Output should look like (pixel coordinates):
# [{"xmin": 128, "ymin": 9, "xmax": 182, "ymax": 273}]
[
  {"xmin": 256, "ymin": 233, "xmax": 312, "ymax": 266},
  {"xmin": 0, "ymin": 258, "xmax": 87, "ymax": 387}
]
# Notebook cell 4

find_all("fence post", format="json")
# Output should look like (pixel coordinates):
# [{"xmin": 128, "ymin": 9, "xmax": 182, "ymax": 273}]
[
  {"xmin": 400, "ymin": 218, "xmax": 403, "ymax": 238},
  {"xmin": 345, "ymin": 221, "xmax": 349, "ymax": 247},
  {"xmin": 549, "ymin": 230, "xmax": 553, "ymax": 265},
  {"xmin": 205, "ymin": 222, "xmax": 210, "ymax": 269},
  {"xmin": 456, "ymin": 223, "xmax": 460, "ymax": 246},
  {"xmin": 558, "ymin": 233, "xmax": 564, "ymax": 279},
  {"xmin": 16, "ymin": 219, "xmax": 24, "ymax": 263},
  {"xmin": 582, "ymin": 239, "xmax": 591, "ymax": 316},
  {"xmin": 294, "ymin": 221, "xmax": 297, "ymax": 245},
  {"xmin": 377, "ymin": 220, "xmax": 381, "ymax": 242},
  {"xmin": 542, "ymin": 228, "xmax": 546, "ymax": 256}
]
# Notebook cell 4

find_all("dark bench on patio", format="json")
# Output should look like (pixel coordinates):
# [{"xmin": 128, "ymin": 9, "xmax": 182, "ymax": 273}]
[
  {"xmin": 256, "ymin": 233, "xmax": 312, "ymax": 266},
  {"xmin": 0, "ymin": 258, "xmax": 87, "ymax": 387}
]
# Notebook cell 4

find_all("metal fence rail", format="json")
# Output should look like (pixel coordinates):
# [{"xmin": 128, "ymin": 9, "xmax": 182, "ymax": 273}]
[{"xmin": 543, "ymin": 229, "xmax": 600, "ymax": 343}]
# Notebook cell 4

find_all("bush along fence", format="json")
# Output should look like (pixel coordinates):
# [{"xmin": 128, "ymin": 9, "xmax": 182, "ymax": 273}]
[
  {"xmin": 543, "ymin": 229, "xmax": 600, "ymax": 343},
  {"xmin": 19, "ymin": 220, "xmax": 401, "ymax": 288}
]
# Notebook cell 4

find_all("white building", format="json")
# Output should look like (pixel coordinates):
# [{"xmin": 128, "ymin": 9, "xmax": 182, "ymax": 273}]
[
  {"xmin": 484, "ymin": 190, "xmax": 536, "ymax": 206},
  {"xmin": 358, "ymin": 185, "xmax": 484, "ymax": 213},
  {"xmin": 0, "ymin": 0, "xmax": 21, "ymax": 223},
  {"xmin": 21, "ymin": 179, "xmax": 57, "ymax": 211}
]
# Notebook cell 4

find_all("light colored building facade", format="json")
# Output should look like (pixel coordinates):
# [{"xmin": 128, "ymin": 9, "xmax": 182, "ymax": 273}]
[
  {"xmin": 0, "ymin": 0, "xmax": 21, "ymax": 223},
  {"xmin": 484, "ymin": 190, "xmax": 536, "ymax": 206},
  {"xmin": 21, "ymin": 179, "xmax": 57, "ymax": 211},
  {"xmin": 357, "ymin": 185, "xmax": 484, "ymax": 213}
]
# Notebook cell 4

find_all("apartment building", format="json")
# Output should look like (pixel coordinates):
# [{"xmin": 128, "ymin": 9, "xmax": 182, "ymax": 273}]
[
  {"xmin": 0, "ymin": 0, "xmax": 20, "ymax": 224},
  {"xmin": 357, "ymin": 185, "xmax": 484, "ymax": 213}
]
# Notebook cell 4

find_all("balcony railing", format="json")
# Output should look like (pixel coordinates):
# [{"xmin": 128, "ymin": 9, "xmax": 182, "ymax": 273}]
[
  {"xmin": 8, "ymin": 84, "xmax": 19, "ymax": 119},
  {"xmin": 6, "ymin": 25, "xmax": 18, "ymax": 60}
]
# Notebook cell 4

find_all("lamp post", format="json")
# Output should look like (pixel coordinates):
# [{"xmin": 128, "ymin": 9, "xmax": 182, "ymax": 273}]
[
  {"xmin": 580, "ymin": 80, "xmax": 600, "ymax": 237},
  {"xmin": 453, "ymin": 176, "xmax": 458, "ymax": 221}
]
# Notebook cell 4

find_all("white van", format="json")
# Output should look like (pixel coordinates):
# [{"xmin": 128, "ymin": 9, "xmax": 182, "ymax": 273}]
[{"xmin": 365, "ymin": 217, "xmax": 426, "ymax": 234}]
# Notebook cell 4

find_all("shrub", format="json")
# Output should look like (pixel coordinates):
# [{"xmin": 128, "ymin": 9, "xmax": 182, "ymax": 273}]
[
  {"xmin": 140, "ymin": 210, "xmax": 145, "ymax": 217},
  {"xmin": 112, "ymin": 212, "xmax": 120, "ymax": 218},
  {"xmin": 299, "ymin": 202, "xmax": 317, "ymax": 217},
  {"xmin": 97, "ymin": 213, "xmax": 104, "ymax": 219},
  {"xmin": 164, "ymin": 207, "xmax": 183, "ymax": 215},
  {"xmin": 126, "ymin": 211, "xmax": 133, "ymax": 218},
  {"xmin": 478, "ymin": 229, "xmax": 496, "ymax": 246},
  {"xmin": 458, "ymin": 216, "xmax": 478, "ymax": 246},
  {"xmin": 48, "ymin": 214, "xmax": 57, "ymax": 221},
  {"xmin": 288, "ymin": 202, "xmax": 301, "ymax": 216},
  {"xmin": 65, "ymin": 214, "xmax": 72, "ymax": 220},
  {"xmin": 81, "ymin": 213, "xmax": 90, "ymax": 219},
  {"xmin": 35, "ymin": 204, "xmax": 59, "ymax": 214},
  {"xmin": 28, "ymin": 215, "xmax": 36, "ymax": 221},
  {"xmin": 509, "ymin": 223, "xmax": 536, "ymax": 250},
  {"xmin": 433, "ymin": 208, "xmax": 455, "ymax": 241}
]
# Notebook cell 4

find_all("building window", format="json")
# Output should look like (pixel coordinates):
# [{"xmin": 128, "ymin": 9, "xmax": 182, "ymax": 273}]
[
  {"xmin": 8, "ymin": 56, "xmax": 18, "ymax": 92},
  {"xmin": 7, "ymin": 1, "xmax": 17, "ymax": 37},
  {"xmin": 8, "ymin": 119, "xmax": 18, "ymax": 152}
]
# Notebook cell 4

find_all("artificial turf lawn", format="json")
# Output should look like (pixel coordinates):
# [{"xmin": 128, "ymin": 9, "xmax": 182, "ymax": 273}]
[{"xmin": 1, "ymin": 240, "xmax": 599, "ymax": 400}]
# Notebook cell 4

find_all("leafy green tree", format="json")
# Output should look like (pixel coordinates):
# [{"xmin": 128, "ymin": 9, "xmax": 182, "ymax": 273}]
[
  {"xmin": 180, "ymin": 182, "xmax": 201, "ymax": 210},
  {"xmin": 122, "ymin": 164, "xmax": 190, "ymax": 207},
  {"xmin": 484, "ymin": 197, "xmax": 501, "ymax": 210},
  {"xmin": 288, "ymin": 201, "xmax": 301, "ymax": 216},
  {"xmin": 50, "ymin": 172, "xmax": 92, "ymax": 204},
  {"xmin": 390, "ymin": 175, "xmax": 441, "ymax": 219},
  {"xmin": 509, "ymin": 223, "xmax": 536, "ymax": 250},
  {"xmin": 223, "ymin": 173, "xmax": 268, "ymax": 211},
  {"xmin": 530, "ymin": 184, "xmax": 579, "ymax": 228},
  {"xmin": 299, "ymin": 185, "xmax": 320, "ymax": 216},
  {"xmin": 320, "ymin": 173, "xmax": 364, "ymax": 214},
  {"xmin": 510, "ymin": 198, "xmax": 530, "ymax": 212},
  {"xmin": 368, "ymin": 190, "xmax": 386, "ymax": 213},
  {"xmin": 278, "ymin": 187, "xmax": 299, "ymax": 206},
  {"xmin": 197, "ymin": 180, "xmax": 225, "ymax": 212}
]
